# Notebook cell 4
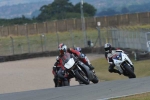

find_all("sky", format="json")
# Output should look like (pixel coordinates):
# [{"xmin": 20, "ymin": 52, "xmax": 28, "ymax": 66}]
[
  {"xmin": 0, "ymin": 0, "xmax": 90, "ymax": 7},
  {"xmin": 0, "ymin": 0, "xmax": 52, "ymax": 6}
]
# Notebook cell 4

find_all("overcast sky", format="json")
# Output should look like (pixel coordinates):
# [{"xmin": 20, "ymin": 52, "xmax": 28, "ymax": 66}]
[{"xmin": 0, "ymin": 0, "xmax": 52, "ymax": 6}]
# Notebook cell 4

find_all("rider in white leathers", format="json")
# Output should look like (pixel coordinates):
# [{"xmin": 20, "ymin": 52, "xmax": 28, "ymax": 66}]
[{"xmin": 104, "ymin": 43, "xmax": 124, "ymax": 75}]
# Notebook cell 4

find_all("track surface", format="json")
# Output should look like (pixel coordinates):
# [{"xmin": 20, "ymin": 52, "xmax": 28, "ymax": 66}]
[
  {"xmin": 0, "ymin": 54, "xmax": 102, "ymax": 94},
  {"xmin": 0, "ymin": 77, "xmax": 150, "ymax": 100},
  {"xmin": 0, "ymin": 54, "xmax": 150, "ymax": 100}
]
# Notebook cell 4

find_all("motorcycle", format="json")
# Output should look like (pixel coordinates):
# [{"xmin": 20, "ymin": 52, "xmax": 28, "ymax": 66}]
[
  {"xmin": 55, "ymin": 75, "xmax": 70, "ymax": 87},
  {"xmin": 112, "ymin": 51, "xmax": 136, "ymax": 78},
  {"xmin": 62, "ymin": 52, "xmax": 99, "ymax": 85},
  {"xmin": 54, "ymin": 68, "xmax": 70, "ymax": 87}
]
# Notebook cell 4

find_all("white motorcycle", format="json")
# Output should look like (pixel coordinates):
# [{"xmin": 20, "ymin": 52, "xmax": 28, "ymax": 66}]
[
  {"xmin": 112, "ymin": 51, "xmax": 136, "ymax": 78},
  {"xmin": 62, "ymin": 52, "xmax": 98, "ymax": 85}
]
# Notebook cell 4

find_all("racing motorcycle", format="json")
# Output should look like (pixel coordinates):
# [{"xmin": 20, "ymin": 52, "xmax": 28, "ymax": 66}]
[
  {"xmin": 112, "ymin": 51, "xmax": 136, "ymax": 78},
  {"xmin": 55, "ymin": 75, "xmax": 70, "ymax": 87},
  {"xmin": 62, "ymin": 52, "xmax": 99, "ymax": 85},
  {"xmin": 53, "ymin": 66, "xmax": 70, "ymax": 87}
]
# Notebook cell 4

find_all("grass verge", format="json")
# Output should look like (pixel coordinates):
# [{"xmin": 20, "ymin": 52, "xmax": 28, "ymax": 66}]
[
  {"xmin": 111, "ymin": 92, "xmax": 150, "ymax": 100},
  {"xmin": 91, "ymin": 57, "xmax": 150, "ymax": 100}
]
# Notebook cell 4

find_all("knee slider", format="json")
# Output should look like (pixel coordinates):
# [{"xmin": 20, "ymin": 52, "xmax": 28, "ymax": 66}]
[{"xmin": 108, "ymin": 68, "xmax": 113, "ymax": 73}]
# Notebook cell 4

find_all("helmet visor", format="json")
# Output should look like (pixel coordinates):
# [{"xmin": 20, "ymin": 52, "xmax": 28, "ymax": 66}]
[
  {"xmin": 59, "ymin": 50, "xmax": 64, "ymax": 54},
  {"xmin": 59, "ymin": 47, "xmax": 63, "ymax": 50},
  {"xmin": 105, "ymin": 48, "xmax": 110, "ymax": 52}
]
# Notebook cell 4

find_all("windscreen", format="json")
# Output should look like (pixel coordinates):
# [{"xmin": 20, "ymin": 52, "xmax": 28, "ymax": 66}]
[
  {"xmin": 112, "ymin": 52, "xmax": 122, "ymax": 60},
  {"xmin": 62, "ymin": 53, "xmax": 72, "ymax": 65}
]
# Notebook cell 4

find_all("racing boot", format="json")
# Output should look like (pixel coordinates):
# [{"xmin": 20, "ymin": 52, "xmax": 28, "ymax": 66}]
[
  {"xmin": 113, "ymin": 70, "xmax": 121, "ymax": 75},
  {"xmin": 84, "ymin": 61, "xmax": 94, "ymax": 70},
  {"xmin": 84, "ymin": 56, "xmax": 94, "ymax": 70},
  {"xmin": 79, "ymin": 55, "xmax": 95, "ymax": 70},
  {"xmin": 117, "ymin": 71, "xmax": 121, "ymax": 75},
  {"xmin": 88, "ymin": 64, "xmax": 94, "ymax": 70},
  {"xmin": 53, "ymin": 78, "xmax": 58, "ymax": 87}
]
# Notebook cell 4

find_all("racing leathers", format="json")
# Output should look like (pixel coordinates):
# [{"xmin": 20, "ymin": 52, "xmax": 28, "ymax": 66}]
[
  {"xmin": 52, "ymin": 54, "xmax": 72, "ymax": 87},
  {"xmin": 105, "ymin": 48, "xmax": 124, "ymax": 75},
  {"xmin": 52, "ymin": 48, "xmax": 94, "ymax": 87}
]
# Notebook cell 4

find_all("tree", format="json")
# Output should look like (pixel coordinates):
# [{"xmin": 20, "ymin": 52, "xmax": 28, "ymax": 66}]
[
  {"xmin": 37, "ymin": 4, "xmax": 53, "ymax": 21},
  {"xmin": 37, "ymin": 0, "xmax": 74, "ymax": 21},
  {"xmin": 74, "ymin": 2, "xmax": 97, "ymax": 16},
  {"xmin": 36, "ymin": 0, "xmax": 97, "ymax": 21}
]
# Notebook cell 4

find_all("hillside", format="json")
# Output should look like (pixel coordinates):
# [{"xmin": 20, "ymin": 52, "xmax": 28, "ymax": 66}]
[
  {"xmin": 1, "ymin": 0, "xmax": 150, "ymax": 19},
  {"xmin": 0, "ymin": 0, "xmax": 51, "ymax": 7},
  {"xmin": 0, "ymin": 1, "xmax": 52, "ymax": 19},
  {"xmin": 71, "ymin": 0, "xmax": 150, "ymax": 10}
]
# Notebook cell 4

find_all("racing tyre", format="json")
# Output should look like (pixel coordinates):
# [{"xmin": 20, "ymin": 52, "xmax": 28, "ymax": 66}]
[
  {"xmin": 75, "ymin": 70, "xmax": 90, "ymax": 85},
  {"xmin": 124, "ymin": 64, "xmax": 136, "ymax": 78},
  {"xmin": 91, "ymin": 75, "xmax": 99, "ymax": 83},
  {"xmin": 62, "ymin": 80, "xmax": 69, "ymax": 86}
]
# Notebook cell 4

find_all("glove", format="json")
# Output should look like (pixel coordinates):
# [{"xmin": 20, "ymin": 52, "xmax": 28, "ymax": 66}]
[
  {"xmin": 56, "ymin": 56, "xmax": 59, "ymax": 61},
  {"xmin": 53, "ymin": 66, "xmax": 56, "ymax": 71},
  {"xmin": 79, "ymin": 53, "xmax": 85, "ymax": 58}
]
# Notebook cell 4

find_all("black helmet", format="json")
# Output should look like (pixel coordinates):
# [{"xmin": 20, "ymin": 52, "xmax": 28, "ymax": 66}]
[{"xmin": 104, "ymin": 43, "xmax": 112, "ymax": 53}]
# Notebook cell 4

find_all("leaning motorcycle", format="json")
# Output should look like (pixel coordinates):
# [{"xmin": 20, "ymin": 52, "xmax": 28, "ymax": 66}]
[
  {"xmin": 55, "ymin": 76, "xmax": 70, "ymax": 87},
  {"xmin": 112, "ymin": 51, "xmax": 136, "ymax": 78},
  {"xmin": 54, "ymin": 70, "xmax": 70, "ymax": 87},
  {"xmin": 62, "ymin": 52, "xmax": 99, "ymax": 85}
]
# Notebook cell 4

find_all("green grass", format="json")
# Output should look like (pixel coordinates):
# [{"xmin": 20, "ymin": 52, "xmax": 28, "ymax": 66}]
[
  {"xmin": 1, "ymin": 25, "xmax": 150, "ymax": 98},
  {"xmin": 91, "ymin": 57, "xmax": 150, "ymax": 100},
  {"xmin": 0, "ymin": 24, "xmax": 150, "ymax": 55},
  {"xmin": 92, "ymin": 58, "xmax": 150, "ymax": 81},
  {"xmin": 0, "ymin": 28, "xmax": 112, "ymax": 56},
  {"xmin": 0, "ymin": 29, "xmax": 102, "ymax": 56},
  {"xmin": 1, "ymin": 24, "xmax": 150, "ymax": 56},
  {"xmin": 112, "ymin": 92, "xmax": 150, "ymax": 100}
]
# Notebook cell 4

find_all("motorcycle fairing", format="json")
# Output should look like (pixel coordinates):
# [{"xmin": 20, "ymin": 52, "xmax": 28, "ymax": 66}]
[
  {"xmin": 113, "ymin": 52, "xmax": 133, "ymax": 74},
  {"xmin": 64, "ymin": 58, "xmax": 75, "ymax": 69}
]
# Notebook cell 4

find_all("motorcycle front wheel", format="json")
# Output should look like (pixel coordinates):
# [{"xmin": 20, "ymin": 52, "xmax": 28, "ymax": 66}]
[
  {"xmin": 75, "ymin": 70, "xmax": 90, "ymax": 85},
  {"xmin": 56, "ymin": 79, "xmax": 69, "ymax": 87},
  {"xmin": 124, "ymin": 64, "xmax": 136, "ymax": 78},
  {"xmin": 62, "ymin": 80, "xmax": 69, "ymax": 86}
]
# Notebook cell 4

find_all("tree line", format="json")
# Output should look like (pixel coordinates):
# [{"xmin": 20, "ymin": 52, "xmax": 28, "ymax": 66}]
[
  {"xmin": 0, "ymin": 0, "xmax": 150, "ymax": 26},
  {"xmin": 0, "ymin": 0, "xmax": 96, "ymax": 26}
]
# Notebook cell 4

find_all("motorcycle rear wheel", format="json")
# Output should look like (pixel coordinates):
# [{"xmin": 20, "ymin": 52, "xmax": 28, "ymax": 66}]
[{"xmin": 91, "ymin": 75, "xmax": 99, "ymax": 83}]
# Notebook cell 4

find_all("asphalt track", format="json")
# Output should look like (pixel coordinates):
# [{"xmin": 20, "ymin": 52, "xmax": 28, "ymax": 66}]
[{"xmin": 0, "ymin": 76, "xmax": 150, "ymax": 100}]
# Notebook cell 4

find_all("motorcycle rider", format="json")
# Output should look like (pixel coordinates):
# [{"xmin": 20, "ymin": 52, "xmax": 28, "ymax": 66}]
[
  {"xmin": 53, "ymin": 56, "xmax": 75, "ymax": 87},
  {"xmin": 52, "ymin": 43, "xmax": 94, "ymax": 87},
  {"xmin": 104, "ymin": 43, "xmax": 123, "ymax": 75},
  {"xmin": 73, "ymin": 46, "xmax": 96, "ymax": 84},
  {"xmin": 52, "ymin": 43, "xmax": 72, "ymax": 87},
  {"xmin": 74, "ymin": 46, "xmax": 94, "ymax": 70}
]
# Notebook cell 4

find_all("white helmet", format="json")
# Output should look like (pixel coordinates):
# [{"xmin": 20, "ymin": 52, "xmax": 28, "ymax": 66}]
[
  {"xmin": 58, "ymin": 43, "xmax": 67, "ymax": 54},
  {"xmin": 74, "ymin": 47, "xmax": 82, "ymax": 52},
  {"xmin": 104, "ymin": 43, "xmax": 112, "ymax": 53}
]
